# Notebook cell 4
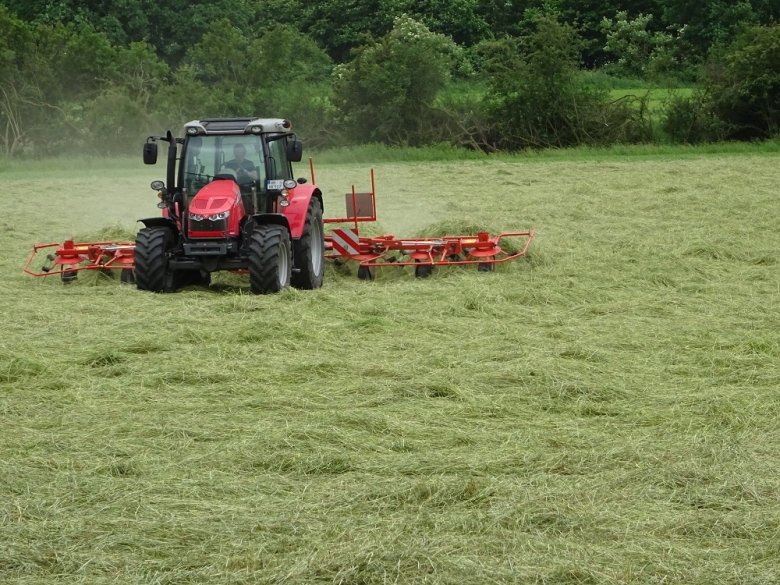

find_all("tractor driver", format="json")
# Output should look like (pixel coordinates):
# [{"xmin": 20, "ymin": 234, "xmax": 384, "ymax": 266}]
[{"xmin": 224, "ymin": 144, "xmax": 258, "ymax": 183}]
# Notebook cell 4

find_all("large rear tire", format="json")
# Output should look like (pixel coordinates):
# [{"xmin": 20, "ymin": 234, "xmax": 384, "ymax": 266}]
[
  {"xmin": 291, "ymin": 198, "xmax": 325, "ymax": 289},
  {"xmin": 248, "ymin": 224, "xmax": 292, "ymax": 294},
  {"xmin": 134, "ymin": 227, "xmax": 179, "ymax": 292}
]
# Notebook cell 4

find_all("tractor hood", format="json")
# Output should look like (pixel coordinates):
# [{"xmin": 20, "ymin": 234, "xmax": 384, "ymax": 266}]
[
  {"xmin": 188, "ymin": 178, "xmax": 244, "ymax": 238},
  {"xmin": 189, "ymin": 179, "xmax": 239, "ymax": 216}
]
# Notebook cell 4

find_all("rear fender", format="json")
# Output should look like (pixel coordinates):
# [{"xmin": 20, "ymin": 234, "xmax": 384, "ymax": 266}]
[{"xmin": 282, "ymin": 185, "xmax": 322, "ymax": 239}]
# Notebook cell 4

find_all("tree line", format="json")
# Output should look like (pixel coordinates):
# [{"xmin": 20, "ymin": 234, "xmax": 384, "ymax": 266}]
[{"xmin": 0, "ymin": 1, "xmax": 777, "ymax": 155}]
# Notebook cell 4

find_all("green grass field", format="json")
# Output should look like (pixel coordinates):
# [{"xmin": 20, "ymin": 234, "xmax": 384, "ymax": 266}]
[
  {"xmin": 608, "ymin": 87, "xmax": 694, "ymax": 114},
  {"xmin": 1, "ymin": 146, "xmax": 779, "ymax": 584}
]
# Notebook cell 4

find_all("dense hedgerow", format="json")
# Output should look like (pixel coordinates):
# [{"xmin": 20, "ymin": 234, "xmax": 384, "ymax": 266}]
[
  {"xmin": 0, "ymin": 4, "xmax": 777, "ymax": 156},
  {"xmin": 661, "ymin": 24, "xmax": 780, "ymax": 143}
]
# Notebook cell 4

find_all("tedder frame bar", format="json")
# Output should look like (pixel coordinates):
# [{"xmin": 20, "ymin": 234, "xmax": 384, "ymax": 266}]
[
  {"xmin": 23, "ymin": 240, "xmax": 135, "ymax": 278},
  {"xmin": 322, "ymin": 169, "xmax": 536, "ymax": 277}
]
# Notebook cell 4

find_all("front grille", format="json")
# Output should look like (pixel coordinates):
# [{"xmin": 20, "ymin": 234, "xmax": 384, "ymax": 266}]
[
  {"xmin": 183, "ymin": 241, "xmax": 230, "ymax": 256},
  {"xmin": 190, "ymin": 218, "xmax": 227, "ymax": 233}
]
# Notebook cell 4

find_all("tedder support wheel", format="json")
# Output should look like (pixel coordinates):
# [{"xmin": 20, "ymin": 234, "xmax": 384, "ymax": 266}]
[
  {"xmin": 120, "ymin": 268, "xmax": 136, "ymax": 284},
  {"xmin": 248, "ymin": 224, "xmax": 292, "ymax": 294},
  {"xmin": 415, "ymin": 263, "xmax": 433, "ymax": 278},
  {"xmin": 357, "ymin": 265, "xmax": 374, "ymax": 281},
  {"xmin": 134, "ymin": 227, "xmax": 180, "ymax": 292},
  {"xmin": 61, "ymin": 270, "xmax": 77, "ymax": 284},
  {"xmin": 291, "ymin": 197, "xmax": 325, "ymax": 290}
]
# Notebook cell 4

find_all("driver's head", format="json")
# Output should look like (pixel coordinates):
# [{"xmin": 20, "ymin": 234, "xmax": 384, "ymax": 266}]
[{"xmin": 233, "ymin": 144, "xmax": 247, "ymax": 161}]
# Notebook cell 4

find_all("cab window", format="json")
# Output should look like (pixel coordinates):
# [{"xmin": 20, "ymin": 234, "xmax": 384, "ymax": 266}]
[{"xmin": 267, "ymin": 137, "xmax": 291, "ymax": 180}]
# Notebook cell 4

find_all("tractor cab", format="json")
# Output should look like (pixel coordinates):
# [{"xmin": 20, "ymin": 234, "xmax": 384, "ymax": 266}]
[{"xmin": 179, "ymin": 119, "xmax": 301, "ymax": 214}]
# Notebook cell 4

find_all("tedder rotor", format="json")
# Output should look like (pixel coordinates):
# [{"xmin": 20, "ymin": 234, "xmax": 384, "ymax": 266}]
[
  {"xmin": 24, "ymin": 117, "xmax": 535, "ymax": 290},
  {"xmin": 323, "ymin": 169, "xmax": 535, "ymax": 280}
]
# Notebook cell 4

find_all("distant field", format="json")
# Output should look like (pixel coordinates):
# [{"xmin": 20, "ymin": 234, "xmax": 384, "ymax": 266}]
[
  {"xmin": 609, "ymin": 87, "xmax": 695, "ymax": 114},
  {"xmin": 1, "ymin": 147, "xmax": 779, "ymax": 584},
  {"xmin": 437, "ymin": 79, "xmax": 695, "ymax": 118}
]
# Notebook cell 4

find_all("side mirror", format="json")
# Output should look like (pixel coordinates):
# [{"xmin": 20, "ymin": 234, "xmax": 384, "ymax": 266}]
[
  {"xmin": 143, "ymin": 142, "xmax": 158, "ymax": 165},
  {"xmin": 286, "ymin": 139, "xmax": 303, "ymax": 162}
]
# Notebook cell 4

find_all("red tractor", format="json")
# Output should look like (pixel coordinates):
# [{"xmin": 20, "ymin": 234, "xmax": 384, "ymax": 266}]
[{"xmin": 137, "ymin": 117, "xmax": 324, "ymax": 293}]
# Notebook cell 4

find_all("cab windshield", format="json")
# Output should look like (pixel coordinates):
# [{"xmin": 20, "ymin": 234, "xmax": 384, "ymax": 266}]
[{"xmin": 182, "ymin": 135, "xmax": 266, "ymax": 196}]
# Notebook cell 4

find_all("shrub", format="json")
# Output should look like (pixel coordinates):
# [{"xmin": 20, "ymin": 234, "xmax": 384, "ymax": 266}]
[
  {"xmin": 661, "ymin": 24, "xmax": 780, "ymax": 143},
  {"xmin": 164, "ymin": 22, "xmax": 334, "ymax": 145},
  {"xmin": 707, "ymin": 24, "xmax": 780, "ymax": 140},
  {"xmin": 661, "ymin": 92, "xmax": 725, "ymax": 143},
  {"xmin": 480, "ymin": 14, "xmax": 652, "ymax": 150},
  {"xmin": 332, "ymin": 15, "xmax": 461, "ymax": 145}
]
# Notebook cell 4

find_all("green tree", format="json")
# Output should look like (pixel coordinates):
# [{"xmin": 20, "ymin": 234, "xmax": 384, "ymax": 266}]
[
  {"xmin": 707, "ymin": 24, "xmax": 780, "ymax": 139},
  {"xmin": 0, "ymin": 5, "xmax": 35, "ymax": 155},
  {"xmin": 299, "ymin": 0, "xmax": 396, "ymax": 61},
  {"xmin": 660, "ymin": 0, "xmax": 761, "ymax": 62},
  {"xmin": 167, "ymin": 22, "xmax": 333, "ymax": 144},
  {"xmin": 0, "ymin": 0, "xmax": 259, "ymax": 65},
  {"xmin": 0, "ymin": 3, "xmax": 173, "ymax": 155},
  {"xmin": 81, "ymin": 41, "xmax": 170, "ymax": 152},
  {"xmin": 481, "ymin": 12, "xmax": 649, "ymax": 149},
  {"xmin": 247, "ymin": 25, "xmax": 335, "ymax": 146},
  {"xmin": 661, "ymin": 24, "xmax": 780, "ymax": 143},
  {"xmin": 395, "ymin": 0, "xmax": 489, "ymax": 46},
  {"xmin": 600, "ymin": 11, "xmax": 681, "ymax": 79},
  {"xmin": 332, "ymin": 15, "xmax": 461, "ymax": 145}
]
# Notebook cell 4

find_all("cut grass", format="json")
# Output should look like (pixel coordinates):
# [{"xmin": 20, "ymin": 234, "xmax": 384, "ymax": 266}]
[{"xmin": 1, "ymin": 147, "xmax": 779, "ymax": 584}]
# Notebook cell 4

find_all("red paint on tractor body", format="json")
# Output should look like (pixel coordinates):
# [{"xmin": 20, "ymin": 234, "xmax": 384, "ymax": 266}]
[
  {"xmin": 187, "ymin": 179, "xmax": 245, "ymax": 238},
  {"xmin": 282, "ymin": 184, "xmax": 317, "ymax": 239}
]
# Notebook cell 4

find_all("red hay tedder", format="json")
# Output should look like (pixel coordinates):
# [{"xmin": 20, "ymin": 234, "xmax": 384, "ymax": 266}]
[{"xmin": 24, "ymin": 117, "xmax": 535, "ymax": 291}]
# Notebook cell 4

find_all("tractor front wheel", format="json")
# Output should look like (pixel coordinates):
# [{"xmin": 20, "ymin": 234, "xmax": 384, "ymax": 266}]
[
  {"xmin": 248, "ymin": 224, "xmax": 292, "ymax": 294},
  {"xmin": 291, "ymin": 198, "xmax": 325, "ymax": 290},
  {"xmin": 134, "ymin": 227, "xmax": 179, "ymax": 292}
]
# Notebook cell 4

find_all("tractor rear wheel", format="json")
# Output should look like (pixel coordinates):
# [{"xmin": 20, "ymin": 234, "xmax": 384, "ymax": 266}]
[
  {"xmin": 291, "ymin": 198, "xmax": 325, "ymax": 289},
  {"xmin": 134, "ymin": 227, "xmax": 179, "ymax": 292},
  {"xmin": 248, "ymin": 224, "xmax": 291, "ymax": 294}
]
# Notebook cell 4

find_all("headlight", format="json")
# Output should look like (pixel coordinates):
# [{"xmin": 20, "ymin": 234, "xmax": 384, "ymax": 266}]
[
  {"xmin": 283, "ymin": 179, "xmax": 297, "ymax": 190},
  {"xmin": 150, "ymin": 180, "xmax": 165, "ymax": 191},
  {"xmin": 190, "ymin": 214, "xmax": 205, "ymax": 221},
  {"xmin": 209, "ymin": 211, "xmax": 229, "ymax": 221},
  {"xmin": 186, "ymin": 126, "xmax": 200, "ymax": 135}
]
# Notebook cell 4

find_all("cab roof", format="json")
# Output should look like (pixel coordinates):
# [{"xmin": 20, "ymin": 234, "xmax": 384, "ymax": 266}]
[{"xmin": 183, "ymin": 118, "xmax": 293, "ymax": 136}]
